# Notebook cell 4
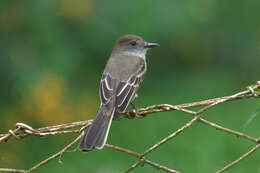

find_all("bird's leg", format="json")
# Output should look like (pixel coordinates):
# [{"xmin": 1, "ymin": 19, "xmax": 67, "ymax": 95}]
[
  {"xmin": 132, "ymin": 93, "xmax": 138, "ymax": 100},
  {"xmin": 130, "ymin": 93, "xmax": 139, "ymax": 113},
  {"xmin": 130, "ymin": 102, "xmax": 138, "ymax": 113}
]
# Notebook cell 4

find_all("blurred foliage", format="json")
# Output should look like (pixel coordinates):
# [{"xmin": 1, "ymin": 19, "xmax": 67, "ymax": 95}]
[{"xmin": 0, "ymin": 0, "xmax": 259, "ymax": 172}]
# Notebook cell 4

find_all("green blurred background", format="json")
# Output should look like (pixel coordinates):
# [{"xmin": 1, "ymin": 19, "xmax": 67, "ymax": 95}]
[{"xmin": 0, "ymin": 0, "xmax": 259, "ymax": 172}]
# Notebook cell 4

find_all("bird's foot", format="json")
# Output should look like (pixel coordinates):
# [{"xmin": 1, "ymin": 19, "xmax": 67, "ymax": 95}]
[{"xmin": 130, "ymin": 102, "xmax": 138, "ymax": 113}]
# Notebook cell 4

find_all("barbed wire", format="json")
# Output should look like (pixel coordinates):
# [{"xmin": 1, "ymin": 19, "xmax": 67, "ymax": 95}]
[{"xmin": 0, "ymin": 81, "xmax": 259, "ymax": 173}]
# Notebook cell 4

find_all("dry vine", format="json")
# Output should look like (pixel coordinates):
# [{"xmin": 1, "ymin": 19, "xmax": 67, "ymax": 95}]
[{"xmin": 0, "ymin": 81, "xmax": 259, "ymax": 173}]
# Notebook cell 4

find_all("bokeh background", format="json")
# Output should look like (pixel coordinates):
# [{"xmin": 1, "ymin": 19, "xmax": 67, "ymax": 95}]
[{"xmin": 0, "ymin": 0, "xmax": 259, "ymax": 172}]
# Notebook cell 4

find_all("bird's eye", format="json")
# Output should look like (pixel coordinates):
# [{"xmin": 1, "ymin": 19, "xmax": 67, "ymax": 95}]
[{"xmin": 130, "ymin": 41, "xmax": 137, "ymax": 46}]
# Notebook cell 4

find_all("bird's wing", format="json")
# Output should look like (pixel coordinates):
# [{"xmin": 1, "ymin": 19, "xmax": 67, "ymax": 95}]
[
  {"xmin": 99, "ymin": 72, "xmax": 114, "ymax": 106},
  {"xmin": 100, "ymin": 60, "xmax": 146, "ymax": 119},
  {"xmin": 115, "ymin": 75, "xmax": 141, "ymax": 112},
  {"xmin": 114, "ymin": 63, "xmax": 146, "ymax": 117}
]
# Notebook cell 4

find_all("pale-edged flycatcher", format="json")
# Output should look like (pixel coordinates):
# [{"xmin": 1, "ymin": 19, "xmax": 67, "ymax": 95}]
[{"xmin": 79, "ymin": 35, "xmax": 159, "ymax": 152}]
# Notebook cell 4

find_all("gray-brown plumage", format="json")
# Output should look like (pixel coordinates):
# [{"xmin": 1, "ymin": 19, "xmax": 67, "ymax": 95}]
[{"xmin": 79, "ymin": 35, "xmax": 159, "ymax": 152}]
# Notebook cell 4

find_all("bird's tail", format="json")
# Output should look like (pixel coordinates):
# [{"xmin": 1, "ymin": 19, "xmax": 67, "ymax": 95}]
[{"xmin": 79, "ymin": 105, "xmax": 114, "ymax": 152}]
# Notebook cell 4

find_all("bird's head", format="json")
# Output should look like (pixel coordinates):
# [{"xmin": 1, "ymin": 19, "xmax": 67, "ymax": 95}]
[{"xmin": 113, "ymin": 35, "xmax": 160, "ymax": 58}]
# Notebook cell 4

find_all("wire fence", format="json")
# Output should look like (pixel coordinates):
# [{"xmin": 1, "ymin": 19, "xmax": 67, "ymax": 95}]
[{"xmin": 0, "ymin": 81, "xmax": 259, "ymax": 173}]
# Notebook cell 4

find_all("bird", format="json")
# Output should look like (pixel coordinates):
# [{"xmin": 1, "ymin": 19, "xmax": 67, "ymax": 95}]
[{"xmin": 79, "ymin": 34, "xmax": 159, "ymax": 152}]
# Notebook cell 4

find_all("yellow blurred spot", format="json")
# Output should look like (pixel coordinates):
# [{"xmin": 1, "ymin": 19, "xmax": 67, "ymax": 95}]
[
  {"xmin": 32, "ymin": 74, "xmax": 64, "ymax": 114},
  {"xmin": 28, "ymin": 73, "xmax": 72, "ymax": 125},
  {"xmin": 4, "ymin": 72, "xmax": 97, "ymax": 126},
  {"xmin": 60, "ymin": 0, "xmax": 92, "ymax": 22},
  {"xmin": 20, "ymin": 72, "xmax": 97, "ymax": 125}
]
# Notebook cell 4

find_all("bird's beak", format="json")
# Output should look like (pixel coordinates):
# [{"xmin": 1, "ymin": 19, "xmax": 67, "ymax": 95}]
[{"xmin": 144, "ymin": 42, "xmax": 160, "ymax": 48}]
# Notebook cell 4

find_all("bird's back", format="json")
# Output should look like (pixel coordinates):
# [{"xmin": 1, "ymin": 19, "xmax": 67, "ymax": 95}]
[{"xmin": 105, "ymin": 54, "xmax": 145, "ymax": 82}]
